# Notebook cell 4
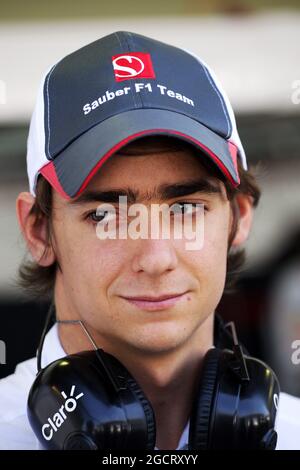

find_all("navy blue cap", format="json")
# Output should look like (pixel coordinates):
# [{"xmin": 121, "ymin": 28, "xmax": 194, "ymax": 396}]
[{"xmin": 27, "ymin": 31, "xmax": 247, "ymax": 199}]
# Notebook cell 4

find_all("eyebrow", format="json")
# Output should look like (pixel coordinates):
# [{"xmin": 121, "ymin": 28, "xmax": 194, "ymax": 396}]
[{"xmin": 69, "ymin": 178, "xmax": 222, "ymax": 206}]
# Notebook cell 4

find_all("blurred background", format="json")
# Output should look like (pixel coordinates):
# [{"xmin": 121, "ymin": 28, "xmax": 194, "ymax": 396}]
[{"xmin": 0, "ymin": 0, "xmax": 300, "ymax": 397}]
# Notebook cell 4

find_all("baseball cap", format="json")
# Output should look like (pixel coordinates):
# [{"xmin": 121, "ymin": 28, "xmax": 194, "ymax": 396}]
[{"xmin": 27, "ymin": 31, "xmax": 247, "ymax": 199}]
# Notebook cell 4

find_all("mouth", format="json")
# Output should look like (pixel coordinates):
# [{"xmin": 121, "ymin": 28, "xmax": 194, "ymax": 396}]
[{"xmin": 120, "ymin": 292, "xmax": 189, "ymax": 311}]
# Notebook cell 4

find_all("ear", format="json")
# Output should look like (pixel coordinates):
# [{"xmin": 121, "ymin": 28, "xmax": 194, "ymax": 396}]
[
  {"xmin": 16, "ymin": 191, "xmax": 55, "ymax": 266},
  {"xmin": 230, "ymin": 194, "xmax": 254, "ymax": 248}
]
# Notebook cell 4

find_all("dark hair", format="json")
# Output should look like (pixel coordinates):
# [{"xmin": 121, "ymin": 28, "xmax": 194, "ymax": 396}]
[{"xmin": 18, "ymin": 136, "xmax": 260, "ymax": 299}]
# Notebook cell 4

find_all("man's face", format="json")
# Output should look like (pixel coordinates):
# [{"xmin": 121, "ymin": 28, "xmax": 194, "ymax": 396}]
[{"xmin": 51, "ymin": 147, "xmax": 232, "ymax": 355}]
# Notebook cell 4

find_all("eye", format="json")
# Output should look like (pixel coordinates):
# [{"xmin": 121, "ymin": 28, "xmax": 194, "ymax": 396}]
[
  {"xmin": 169, "ymin": 202, "xmax": 206, "ymax": 215},
  {"xmin": 86, "ymin": 210, "xmax": 115, "ymax": 223}
]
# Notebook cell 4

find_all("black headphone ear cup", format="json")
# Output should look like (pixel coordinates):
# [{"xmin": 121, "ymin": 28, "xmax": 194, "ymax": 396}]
[
  {"xmin": 188, "ymin": 348, "xmax": 221, "ymax": 450},
  {"xmin": 101, "ymin": 352, "xmax": 157, "ymax": 450},
  {"xmin": 126, "ymin": 376, "xmax": 156, "ymax": 449}
]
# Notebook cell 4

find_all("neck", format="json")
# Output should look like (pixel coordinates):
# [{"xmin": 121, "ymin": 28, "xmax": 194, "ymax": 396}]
[
  {"xmin": 55, "ymin": 293, "xmax": 214, "ymax": 450},
  {"xmin": 123, "ymin": 315, "xmax": 214, "ymax": 449}
]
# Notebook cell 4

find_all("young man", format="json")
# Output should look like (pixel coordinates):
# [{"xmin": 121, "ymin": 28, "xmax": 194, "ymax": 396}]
[{"xmin": 0, "ymin": 31, "xmax": 300, "ymax": 450}]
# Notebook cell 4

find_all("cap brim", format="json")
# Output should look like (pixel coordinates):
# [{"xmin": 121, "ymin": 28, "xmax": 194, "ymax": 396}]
[{"xmin": 40, "ymin": 108, "xmax": 240, "ymax": 199}]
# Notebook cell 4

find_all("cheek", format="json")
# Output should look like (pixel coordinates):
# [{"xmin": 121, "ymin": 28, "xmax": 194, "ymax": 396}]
[
  {"xmin": 205, "ymin": 213, "xmax": 230, "ymax": 290},
  {"xmin": 206, "ymin": 218, "xmax": 229, "ymax": 261},
  {"xmin": 182, "ymin": 209, "xmax": 230, "ymax": 288},
  {"xmin": 58, "ymin": 225, "xmax": 127, "ymax": 293}
]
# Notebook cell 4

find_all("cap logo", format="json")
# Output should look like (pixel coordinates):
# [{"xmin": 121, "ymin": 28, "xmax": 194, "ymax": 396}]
[{"xmin": 112, "ymin": 52, "xmax": 155, "ymax": 82}]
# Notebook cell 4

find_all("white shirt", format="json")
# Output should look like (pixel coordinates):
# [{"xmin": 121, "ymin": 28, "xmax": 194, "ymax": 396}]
[{"xmin": 0, "ymin": 324, "xmax": 299, "ymax": 450}]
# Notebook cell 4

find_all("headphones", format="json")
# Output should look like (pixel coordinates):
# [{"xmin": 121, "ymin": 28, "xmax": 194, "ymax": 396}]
[{"xmin": 27, "ymin": 303, "xmax": 280, "ymax": 450}]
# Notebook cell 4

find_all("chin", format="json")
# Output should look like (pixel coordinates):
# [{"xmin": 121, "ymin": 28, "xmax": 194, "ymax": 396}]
[{"xmin": 126, "ymin": 324, "xmax": 191, "ymax": 353}]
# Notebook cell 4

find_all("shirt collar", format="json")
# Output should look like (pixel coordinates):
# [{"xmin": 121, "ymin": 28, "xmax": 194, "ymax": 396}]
[
  {"xmin": 41, "ymin": 323, "xmax": 67, "ymax": 368},
  {"xmin": 176, "ymin": 419, "xmax": 190, "ymax": 450},
  {"xmin": 154, "ymin": 420, "xmax": 190, "ymax": 450}
]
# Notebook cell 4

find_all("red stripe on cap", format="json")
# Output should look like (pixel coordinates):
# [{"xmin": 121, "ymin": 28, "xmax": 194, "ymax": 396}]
[
  {"xmin": 75, "ymin": 129, "xmax": 239, "ymax": 198},
  {"xmin": 40, "ymin": 161, "xmax": 71, "ymax": 199},
  {"xmin": 38, "ymin": 130, "xmax": 239, "ymax": 199},
  {"xmin": 227, "ymin": 141, "xmax": 240, "ymax": 185}
]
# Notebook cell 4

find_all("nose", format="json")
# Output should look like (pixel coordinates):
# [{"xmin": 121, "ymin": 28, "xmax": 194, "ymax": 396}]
[{"xmin": 131, "ymin": 238, "xmax": 178, "ymax": 276}]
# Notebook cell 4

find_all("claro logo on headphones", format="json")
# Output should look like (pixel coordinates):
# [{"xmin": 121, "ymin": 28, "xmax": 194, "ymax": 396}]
[
  {"xmin": 41, "ymin": 385, "xmax": 84, "ymax": 441},
  {"xmin": 112, "ymin": 52, "xmax": 156, "ymax": 82}
]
